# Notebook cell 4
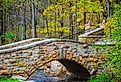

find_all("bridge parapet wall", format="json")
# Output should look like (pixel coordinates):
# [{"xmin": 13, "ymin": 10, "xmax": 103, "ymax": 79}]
[{"xmin": 0, "ymin": 38, "xmax": 43, "ymax": 50}]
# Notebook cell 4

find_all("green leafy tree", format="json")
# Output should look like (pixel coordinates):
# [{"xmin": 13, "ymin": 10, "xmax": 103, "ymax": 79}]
[
  {"xmin": 105, "ymin": 3, "xmax": 121, "ymax": 81},
  {"xmin": 43, "ymin": 0, "xmax": 105, "ymax": 38},
  {"xmin": 5, "ymin": 32, "xmax": 16, "ymax": 43},
  {"xmin": 90, "ymin": 2, "xmax": 121, "ymax": 82}
]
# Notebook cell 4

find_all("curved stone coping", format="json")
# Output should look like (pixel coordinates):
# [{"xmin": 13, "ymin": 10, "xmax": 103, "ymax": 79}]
[
  {"xmin": 78, "ymin": 27, "xmax": 104, "ymax": 38},
  {"xmin": 94, "ymin": 41, "xmax": 116, "ymax": 46},
  {"xmin": 0, "ymin": 38, "xmax": 44, "ymax": 50},
  {"xmin": 0, "ymin": 39, "xmax": 86, "ymax": 54}
]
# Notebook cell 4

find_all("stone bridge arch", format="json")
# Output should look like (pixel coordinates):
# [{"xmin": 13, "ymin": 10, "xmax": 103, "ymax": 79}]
[
  {"xmin": 57, "ymin": 59, "xmax": 91, "ymax": 80},
  {"xmin": 0, "ymin": 39, "xmax": 104, "ymax": 79}
]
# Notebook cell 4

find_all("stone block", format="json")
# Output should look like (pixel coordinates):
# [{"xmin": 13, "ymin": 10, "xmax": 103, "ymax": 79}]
[
  {"xmin": 2, "ymin": 64, "xmax": 8, "ymax": 69},
  {"xmin": 82, "ymin": 54, "xmax": 89, "ymax": 57},
  {"xmin": 0, "ymin": 70, "xmax": 9, "ymax": 75},
  {"xmin": 4, "ymin": 55, "xmax": 11, "ymax": 59},
  {"xmin": 14, "ymin": 67, "xmax": 26, "ymax": 71},
  {"xmin": 90, "ymin": 68, "xmax": 97, "ymax": 75},
  {"xmin": 8, "ymin": 66, "xmax": 14, "ymax": 70},
  {"xmin": 66, "ymin": 53, "xmax": 73, "ymax": 60},
  {"xmin": 79, "ymin": 56, "xmax": 83, "ymax": 61},
  {"xmin": 0, "ymin": 61, "xmax": 4, "ymax": 64}
]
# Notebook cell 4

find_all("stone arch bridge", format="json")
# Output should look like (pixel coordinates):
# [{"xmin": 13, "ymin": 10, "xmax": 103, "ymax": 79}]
[{"xmin": 0, "ymin": 38, "xmax": 107, "ymax": 79}]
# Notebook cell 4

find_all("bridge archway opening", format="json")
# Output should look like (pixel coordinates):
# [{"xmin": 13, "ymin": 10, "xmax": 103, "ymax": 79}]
[
  {"xmin": 28, "ymin": 59, "xmax": 90, "ymax": 81},
  {"xmin": 31, "ymin": 59, "xmax": 91, "ymax": 81},
  {"xmin": 56, "ymin": 59, "xmax": 91, "ymax": 81}
]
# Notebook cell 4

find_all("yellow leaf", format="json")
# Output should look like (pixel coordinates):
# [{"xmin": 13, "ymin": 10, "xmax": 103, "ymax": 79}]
[
  {"xmin": 76, "ymin": 17, "xmax": 83, "ymax": 22},
  {"xmin": 43, "ymin": 10, "xmax": 48, "ymax": 16},
  {"xmin": 71, "ymin": 6, "xmax": 76, "ymax": 12}
]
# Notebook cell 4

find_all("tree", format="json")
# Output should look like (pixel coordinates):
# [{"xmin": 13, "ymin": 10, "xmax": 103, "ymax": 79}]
[
  {"xmin": 22, "ymin": 0, "xmax": 27, "ymax": 40},
  {"xmin": 0, "ymin": 0, "xmax": 108, "ymax": 44},
  {"xmin": 43, "ymin": 0, "xmax": 105, "ymax": 39},
  {"xmin": 31, "ymin": 0, "xmax": 36, "ymax": 38},
  {"xmin": 106, "ymin": 0, "xmax": 110, "ymax": 18},
  {"xmin": 90, "ymin": 2, "xmax": 121, "ymax": 82}
]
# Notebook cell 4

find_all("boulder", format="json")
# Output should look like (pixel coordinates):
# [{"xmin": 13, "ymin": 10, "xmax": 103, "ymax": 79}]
[{"xmin": 11, "ymin": 75, "xmax": 26, "ymax": 80}]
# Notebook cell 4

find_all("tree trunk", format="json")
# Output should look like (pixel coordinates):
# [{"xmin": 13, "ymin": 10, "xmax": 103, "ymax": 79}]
[
  {"xmin": 116, "ymin": 0, "xmax": 121, "ymax": 4},
  {"xmin": 84, "ymin": 12, "xmax": 86, "ymax": 32},
  {"xmin": 60, "ymin": 19, "xmax": 63, "ymax": 38},
  {"xmin": 1, "ymin": 7, "xmax": 6, "ymax": 44},
  {"xmin": 22, "ymin": 3, "xmax": 27, "ymax": 40},
  {"xmin": 54, "ymin": 12, "xmax": 57, "ymax": 37},
  {"xmin": 106, "ymin": 0, "xmax": 110, "ymax": 18},
  {"xmin": 0, "ymin": 1, "xmax": 3, "ymax": 44},
  {"xmin": 34, "ymin": 5, "xmax": 37, "ymax": 37},
  {"xmin": 31, "ymin": 0, "xmax": 36, "ymax": 38}
]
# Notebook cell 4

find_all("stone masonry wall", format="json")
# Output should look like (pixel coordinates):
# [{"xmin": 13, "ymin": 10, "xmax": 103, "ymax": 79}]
[{"xmin": 0, "ymin": 39, "xmax": 106, "ymax": 79}]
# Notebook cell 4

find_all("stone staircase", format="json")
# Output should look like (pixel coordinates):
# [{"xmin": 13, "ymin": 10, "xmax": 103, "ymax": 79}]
[
  {"xmin": 78, "ymin": 20, "xmax": 105, "ymax": 43},
  {"xmin": 78, "ymin": 27, "xmax": 105, "ymax": 43}
]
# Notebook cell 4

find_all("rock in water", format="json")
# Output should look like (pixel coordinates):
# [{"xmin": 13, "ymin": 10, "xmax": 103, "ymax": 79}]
[{"xmin": 11, "ymin": 75, "xmax": 26, "ymax": 80}]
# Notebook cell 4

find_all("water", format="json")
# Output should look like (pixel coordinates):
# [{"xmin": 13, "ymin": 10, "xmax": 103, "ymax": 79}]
[
  {"xmin": 27, "ymin": 69, "xmax": 88, "ymax": 82},
  {"xmin": 28, "ymin": 70, "xmax": 55, "ymax": 82}
]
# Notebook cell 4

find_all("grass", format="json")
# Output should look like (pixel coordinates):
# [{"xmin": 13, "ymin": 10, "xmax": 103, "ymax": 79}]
[{"xmin": 0, "ymin": 76, "xmax": 20, "ymax": 82}]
